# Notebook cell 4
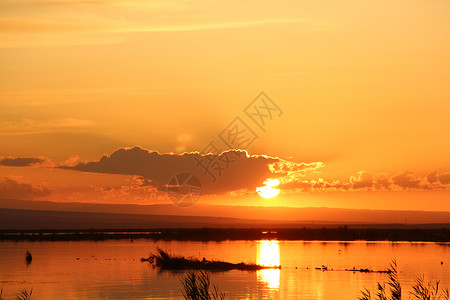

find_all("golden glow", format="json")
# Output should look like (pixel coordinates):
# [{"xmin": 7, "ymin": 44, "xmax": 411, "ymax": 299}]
[
  {"xmin": 256, "ymin": 179, "xmax": 281, "ymax": 198},
  {"xmin": 1, "ymin": 0, "xmax": 450, "ymax": 212},
  {"xmin": 256, "ymin": 240, "xmax": 280, "ymax": 289}
]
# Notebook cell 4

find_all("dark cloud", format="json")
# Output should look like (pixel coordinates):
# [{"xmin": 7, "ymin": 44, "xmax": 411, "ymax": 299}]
[
  {"xmin": 392, "ymin": 171, "xmax": 428, "ymax": 190},
  {"xmin": 61, "ymin": 146, "xmax": 320, "ymax": 195},
  {"xmin": 439, "ymin": 173, "xmax": 450, "ymax": 185},
  {"xmin": 280, "ymin": 178, "xmax": 350, "ymax": 192},
  {"xmin": 59, "ymin": 146, "xmax": 450, "ymax": 195},
  {"xmin": 0, "ymin": 157, "xmax": 45, "ymax": 167},
  {"xmin": 350, "ymin": 171, "xmax": 374, "ymax": 190},
  {"xmin": 426, "ymin": 171, "xmax": 438, "ymax": 184},
  {"xmin": 374, "ymin": 174, "xmax": 391, "ymax": 190},
  {"xmin": 280, "ymin": 171, "xmax": 389, "ymax": 192},
  {"xmin": 426, "ymin": 171, "xmax": 450, "ymax": 186},
  {"xmin": 0, "ymin": 177, "xmax": 52, "ymax": 199},
  {"xmin": 279, "ymin": 170, "xmax": 450, "ymax": 192}
]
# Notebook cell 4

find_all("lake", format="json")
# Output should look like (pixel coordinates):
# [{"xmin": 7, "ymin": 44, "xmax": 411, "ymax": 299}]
[{"xmin": 0, "ymin": 240, "xmax": 449, "ymax": 299}]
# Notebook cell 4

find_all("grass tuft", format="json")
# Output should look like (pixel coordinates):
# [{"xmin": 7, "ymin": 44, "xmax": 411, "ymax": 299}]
[
  {"xmin": 181, "ymin": 271, "xmax": 225, "ymax": 300},
  {"xmin": 410, "ymin": 276, "xmax": 449, "ymax": 300},
  {"xmin": 359, "ymin": 260, "xmax": 449, "ymax": 300},
  {"xmin": 15, "ymin": 289, "xmax": 32, "ymax": 300},
  {"xmin": 359, "ymin": 260, "xmax": 400, "ymax": 300}
]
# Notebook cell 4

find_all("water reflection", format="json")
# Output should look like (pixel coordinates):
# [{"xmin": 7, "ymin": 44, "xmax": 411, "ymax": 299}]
[
  {"xmin": 256, "ymin": 240, "xmax": 280, "ymax": 290},
  {"xmin": 1, "ymin": 241, "xmax": 449, "ymax": 299}
]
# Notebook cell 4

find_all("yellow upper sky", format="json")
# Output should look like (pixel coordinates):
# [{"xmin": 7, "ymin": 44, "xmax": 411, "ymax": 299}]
[{"xmin": 0, "ymin": 0, "xmax": 449, "ymax": 211}]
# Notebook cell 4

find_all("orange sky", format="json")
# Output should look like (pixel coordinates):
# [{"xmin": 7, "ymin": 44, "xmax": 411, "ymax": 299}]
[{"xmin": 0, "ymin": 0, "xmax": 449, "ymax": 212}]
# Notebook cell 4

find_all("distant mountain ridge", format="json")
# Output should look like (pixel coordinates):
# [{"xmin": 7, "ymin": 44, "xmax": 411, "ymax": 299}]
[
  {"xmin": 0, "ymin": 208, "xmax": 275, "ymax": 230},
  {"xmin": 1, "ymin": 208, "xmax": 450, "ymax": 230},
  {"xmin": 1, "ymin": 198, "xmax": 450, "ymax": 225}
]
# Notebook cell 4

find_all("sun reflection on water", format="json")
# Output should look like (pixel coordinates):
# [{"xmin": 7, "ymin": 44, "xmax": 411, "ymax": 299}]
[{"xmin": 256, "ymin": 240, "xmax": 280, "ymax": 290}]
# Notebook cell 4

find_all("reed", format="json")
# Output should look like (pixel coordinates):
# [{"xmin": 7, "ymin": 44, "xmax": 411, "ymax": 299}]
[
  {"xmin": 181, "ymin": 271, "xmax": 225, "ymax": 300},
  {"xmin": 410, "ymin": 276, "xmax": 449, "ymax": 300},
  {"xmin": 0, "ymin": 289, "xmax": 33, "ymax": 300},
  {"xmin": 359, "ymin": 261, "xmax": 449, "ymax": 300},
  {"xmin": 15, "ymin": 289, "xmax": 32, "ymax": 300}
]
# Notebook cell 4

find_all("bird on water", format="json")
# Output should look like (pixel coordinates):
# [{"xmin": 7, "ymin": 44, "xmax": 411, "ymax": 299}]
[{"xmin": 26, "ymin": 250, "xmax": 32, "ymax": 264}]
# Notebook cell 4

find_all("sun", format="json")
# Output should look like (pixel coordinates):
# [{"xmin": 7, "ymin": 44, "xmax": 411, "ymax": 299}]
[{"xmin": 256, "ymin": 179, "xmax": 281, "ymax": 199}]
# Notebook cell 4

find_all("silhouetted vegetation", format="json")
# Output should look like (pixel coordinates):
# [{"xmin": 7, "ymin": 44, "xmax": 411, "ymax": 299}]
[
  {"xmin": 141, "ymin": 248, "xmax": 279, "ymax": 271},
  {"xmin": 410, "ymin": 276, "xmax": 449, "ymax": 300},
  {"xmin": 15, "ymin": 289, "xmax": 32, "ymax": 300},
  {"xmin": 1, "ymin": 227, "xmax": 449, "ymax": 242},
  {"xmin": 344, "ymin": 267, "xmax": 391, "ymax": 274},
  {"xmin": 181, "ymin": 271, "xmax": 225, "ymax": 300},
  {"xmin": 359, "ymin": 260, "xmax": 449, "ymax": 300},
  {"xmin": 0, "ymin": 289, "xmax": 32, "ymax": 300}
]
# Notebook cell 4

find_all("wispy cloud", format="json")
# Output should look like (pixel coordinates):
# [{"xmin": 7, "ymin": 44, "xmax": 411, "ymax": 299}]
[
  {"xmin": 0, "ymin": 0, "xmax": 184, "ymax": 10},
  {"xmin": 0, "ymin": 118, "xmax": 93, "ymax": 136},
  {"xmin": 0, "ymin": 88, "xmax": 131, "ymax": 106},
  {"xmin": 0, "ymin": 15, "xmax": 305, "ymax": 47},
  {"xmin": 0, "ymin": 13, "xmax": 304, "ymax": 34},
  {"xmin": 0, "ymin": 0, "xmax": 311, "ymax": 47},
  {"xmin": 271, "ymin": 71, "xmax": 310, "ymax": 77},
  {"xmin": 126, "ymin": 18, "xmax": 306, "ymax": 33}
]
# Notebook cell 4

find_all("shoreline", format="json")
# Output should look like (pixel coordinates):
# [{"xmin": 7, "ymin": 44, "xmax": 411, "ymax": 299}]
[{"xmin": 1, "ymin": 228, "xmax": 449, "ymax": 242}]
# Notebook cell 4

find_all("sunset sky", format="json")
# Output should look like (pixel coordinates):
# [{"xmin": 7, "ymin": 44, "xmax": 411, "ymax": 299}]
[{"xmin": 1, "ymin": 0, "xmax": 449, "ymax": 212}]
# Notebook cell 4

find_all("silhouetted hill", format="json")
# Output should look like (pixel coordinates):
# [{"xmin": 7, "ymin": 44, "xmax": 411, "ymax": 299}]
[
  {"xmin": 1, "ymin": 208, "xmax": 449, "ymax": 241},
  {"xmin": 1, "ymin": 198, "xmax": 450, "ymax": 225},
  {"xmin": 0, "ymin": 208, "xmax": 276, "ymax": 230}
]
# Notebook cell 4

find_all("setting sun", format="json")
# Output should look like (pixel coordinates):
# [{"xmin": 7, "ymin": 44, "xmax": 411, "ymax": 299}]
[{"xmin": 256, "ymin": 179, "xmax": 281, "ymax": 199}]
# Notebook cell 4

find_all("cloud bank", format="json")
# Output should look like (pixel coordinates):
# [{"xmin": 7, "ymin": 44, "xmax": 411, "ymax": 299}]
[
  {"xmin": 61, "ymin": 146, "xmax": 314, "ymax": 195},
  {"xmin": 0, "ymin": 157, "xmax": 45, "ymax": 166},
  {"xmin": 0, "ymin": 177, "xmax": 52, "ymax": 199},
  {"xmin": 280, "ymin": 171, "xmax": 450, "ymax": 192},
  {"xmin": 59, "ymin": 146, "xmax": 450, "ymax": 197}
]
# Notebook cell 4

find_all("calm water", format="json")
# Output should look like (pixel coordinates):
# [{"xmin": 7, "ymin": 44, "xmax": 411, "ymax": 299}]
[{"xmin": 0, "ymin": 240, "xmax": 449, "ymax": 299}]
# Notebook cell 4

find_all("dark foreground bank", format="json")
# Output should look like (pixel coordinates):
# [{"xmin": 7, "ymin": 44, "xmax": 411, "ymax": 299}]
[{"xmin": 1, "ymin": 227, "xmax": 449, "ymax": 242}]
